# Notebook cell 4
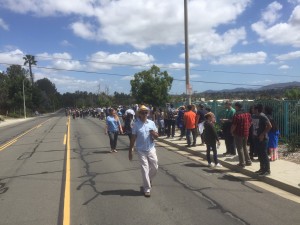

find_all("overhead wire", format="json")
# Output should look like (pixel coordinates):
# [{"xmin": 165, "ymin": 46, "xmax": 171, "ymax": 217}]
[
  {"xmin": 1, "ymin": 51, "xmax": 299, "ymax": 88},
  {"xmin": 0, "ymin": 61, "xmax": 267, "ymax": 88},
  {"xmin": 14, "ymin": 52, "xmax": 299, "ymax": 78}
]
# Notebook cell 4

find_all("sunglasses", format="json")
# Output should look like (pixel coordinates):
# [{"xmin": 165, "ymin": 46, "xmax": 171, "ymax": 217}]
[{"xmin": 140, "ymin": 111, "xmax": 148, "ymax": 115}]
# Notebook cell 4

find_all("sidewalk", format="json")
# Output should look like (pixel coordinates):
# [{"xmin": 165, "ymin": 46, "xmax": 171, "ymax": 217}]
[
  {"xmin": 157, "ymin": 131, "xmax": 300, "ymax": 197},
  {"xmin": 0, "ymin": 117, "xmax": 34, "ymax": 127}
]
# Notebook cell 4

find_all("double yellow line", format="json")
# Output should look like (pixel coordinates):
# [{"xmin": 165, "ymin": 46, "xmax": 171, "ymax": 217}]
[
  {"xmin": 0, "ymin": 119, "xmax": 50, "ymax": 152},
  {"xmin": 0, "ymin": 117, "xmax": 72, "ymax": 225}
]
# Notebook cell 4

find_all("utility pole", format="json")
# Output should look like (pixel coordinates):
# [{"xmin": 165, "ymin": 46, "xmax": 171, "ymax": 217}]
[
  {"xmin": 184, "ymin": 0, "xmax": 191, "ymax": 105},
  {"xmin": 23, "ymin": 79, "xmax": 26, "ymax": 119}
]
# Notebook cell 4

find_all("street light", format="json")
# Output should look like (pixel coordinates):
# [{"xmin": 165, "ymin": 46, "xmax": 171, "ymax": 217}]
[
  {"xmin": 184, "ymin": 0, "xmax": 191, "ymax": 105},
  {"xmin": 23, "ymin": 79, "xmax": 26, "ymax": 119}
]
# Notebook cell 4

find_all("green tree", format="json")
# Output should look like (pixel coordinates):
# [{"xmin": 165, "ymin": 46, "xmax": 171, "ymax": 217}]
[
  {"xmin": 5, "ymin": 65, "xmax": 31, "ymax": 116},
  {"xmin": 97, "ymin": 93, "xmax": 112, "ymax": 107},
  {"xmin": 35, "ymin": 78, "xmax": 59, "ymax": 111},
  {"xmin": 284, "ymin": 88, "xmax": 300, "ymax": 100},
  {"xmin": 0, "ymin": 72, "xmax": 9, "ymax": 114},
  {"xmin": 23, "ymin": 54, "xmax": 37, "ymax": 85},
  {"xmin": 130, "ymin": 65, "xmax": 173, "ymax": 106},
  {"xmin": 113, "ymin": 92, "xmax": 134, "ymax": 106}
]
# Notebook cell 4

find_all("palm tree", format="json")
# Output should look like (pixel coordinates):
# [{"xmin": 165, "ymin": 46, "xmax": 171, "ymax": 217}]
[{"xmin": 23, "ymin": 54, "xmax": 37, "ymax": 85}]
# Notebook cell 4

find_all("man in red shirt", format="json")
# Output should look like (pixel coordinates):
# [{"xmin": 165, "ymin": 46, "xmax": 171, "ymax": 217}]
[
  {"xmin": 231, "ymin": 102, "xmax": 252, "ymax": 168},
  {"xmin": 183, "ymin": 105, "xmax": 197, "ymax": 147}
]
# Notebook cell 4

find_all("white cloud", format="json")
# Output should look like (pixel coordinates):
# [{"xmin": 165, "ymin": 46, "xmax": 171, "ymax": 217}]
[
  {"xmin": 276, "ymin": 51, "xmax": 300, "ymax": 61},
  {"xmin": 187, "ymin": 28, "xmax": 246, "ymax": 60},
  {"xmin": 52, "ymin": 59, "xmax": 84, "ymax": 71},
  {"xmin": 269, "ymin": 61, "xmax": 278, "ymax": 65},
  {"xmin": 36, "ymin": 52, "xmax": 84, "ymax": 70},
  {"xmin": 0, "ymin": 49, "xmax": 24, "ymax": 65},
  {"xmin": 279, "ymin": 65, "xmax": 290, "ymax": 69},
  {"xmin": 0, "ymin": 18, "xmax": 9, "ymax": 30},
  {"xmin": 96, "ymin": 0, "xmax": 250, "ymax": 52},
  {"xmin": 70, "ymin": 21, "xmax": 96, "ymax": 40},
  {"xmin": 121, "ymin": 76, "xmax": 134, "ymax": 81},
  {"xmin": 0, "ymin": 0, "xmax": 95, "ymax": 17},
  {"xmin": 60, "ymin": 40, "xmax": 72, "ymax": 47},
  {"xmin": 87, "ymin": 51, "xmax": 155, "ymax": 70},
  {"xmin": 288, "ymin": 0, "xmax": 300, "ymax": 5},
  {"xmin": 252, "ymin": 4, "xmax": 300, "ymax": 47},
  {"xmin": 261, "ymin": 1, "xmax": 282, "ymax": 25},
  {"xmin": 35, "ymin": 72, "xmax": 100, "ymax": 93},
  {"xmin": 212, "ymin": 51, "xmax": 267, "ymax": 65},
  {"xmin": 37, "ymin": 52, "xmax": 72, "ymax": 60},
  {"xmin": 167, "ymin": 63, "xmax": 186, "ymax": 70},
  {"xmin": 1, "ymin": 0, "xmax": 251, "ymax": 58}
]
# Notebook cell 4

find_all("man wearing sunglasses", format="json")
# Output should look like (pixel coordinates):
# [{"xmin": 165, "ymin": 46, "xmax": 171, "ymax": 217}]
[{"xmin": 129, "ymin": 105, "xmax": 159, "ymax": 197}]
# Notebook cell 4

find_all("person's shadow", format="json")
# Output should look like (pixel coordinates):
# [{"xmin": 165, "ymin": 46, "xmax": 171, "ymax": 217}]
[{"xmin": 101, "ymin": 189, "xmax": 142, "ymax": 197}]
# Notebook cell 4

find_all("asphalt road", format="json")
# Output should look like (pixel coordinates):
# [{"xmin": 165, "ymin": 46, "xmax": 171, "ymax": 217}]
[{"xmin": 0, "ymin": 112, "xmax": 299, "ymax": 225}]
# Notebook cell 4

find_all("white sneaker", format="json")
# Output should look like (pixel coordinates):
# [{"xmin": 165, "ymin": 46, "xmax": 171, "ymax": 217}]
[
  {"xmin": 208, "ymin": 163, "xmax": 214, "ymax": 167},
  {"xmin": 215, "ymin": 163, "xmax": 222, "ymax": 168}
]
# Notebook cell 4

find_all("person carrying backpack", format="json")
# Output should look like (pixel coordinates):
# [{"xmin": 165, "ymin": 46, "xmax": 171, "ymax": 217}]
[{"xmin": 166, "ymin": 104, "xmax": 177, "ymax": 138}]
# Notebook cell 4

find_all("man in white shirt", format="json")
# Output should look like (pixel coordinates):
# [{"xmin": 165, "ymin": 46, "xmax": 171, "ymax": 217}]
[{"xmin": 129, "ymin": 105, "xmax": 159, "ymax": 197}]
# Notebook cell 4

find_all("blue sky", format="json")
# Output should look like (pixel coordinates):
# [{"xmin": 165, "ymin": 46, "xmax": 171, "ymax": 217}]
[{"xmin": 0, "ymin": 0, "xmax": 300, "ymax": 95}]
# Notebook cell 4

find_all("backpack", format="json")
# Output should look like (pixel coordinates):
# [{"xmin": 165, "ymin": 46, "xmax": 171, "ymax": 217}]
[{"xmin": 167, "ymin": 108, "xmax": 176, "ymax": 120}]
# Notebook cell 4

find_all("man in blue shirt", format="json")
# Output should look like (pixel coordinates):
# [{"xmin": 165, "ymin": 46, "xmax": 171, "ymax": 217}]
[{"xmin": 129, "ymin": 105, "xmax": 159, "ymax": 197}]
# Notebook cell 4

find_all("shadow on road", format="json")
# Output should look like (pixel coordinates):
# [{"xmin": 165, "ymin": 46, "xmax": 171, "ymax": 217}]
[{"xmin": 101, "ymin": 189, "xmax": 142, "ymax": 197}]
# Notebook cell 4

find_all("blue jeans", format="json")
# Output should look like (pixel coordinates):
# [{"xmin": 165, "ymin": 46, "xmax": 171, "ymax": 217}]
[
  {"xmin": 108, "ymin": 131, "xmax": 119, "ymax": 150},
  {"xmin": 186, "ymin": 128, "xmax": 197, "ymax": 146},
  {"xmin": 254, "ymin": 137, "xmax": 270, "ymax": 172},
  {"xmin": 206, "ymin": 143, "xmax": 218, "ymax": 164}
]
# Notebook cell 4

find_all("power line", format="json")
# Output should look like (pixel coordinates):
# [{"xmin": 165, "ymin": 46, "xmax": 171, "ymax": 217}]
[
  {"xmin": 0, "ymin": 62, "xmax": 131, "ymax": 77},
  {"xmin": 0, "ymin": 51, "xmax": 298, "ymax": 78},
  {"xmin": 1, "ymin": 62, "xmax": 265, "ymax": 87}
]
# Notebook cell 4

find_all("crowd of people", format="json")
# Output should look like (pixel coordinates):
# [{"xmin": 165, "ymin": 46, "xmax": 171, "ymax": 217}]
[
  {"xmin": 130, "ymin": 101, "xmax": 280, "ymax": 177},
  {"xmin": 65, "ymin": 101, "xmax": 280, "ymax": 197},
  {"xmin": 66, "ymin": 102, "xmax": 280, "ymax": 177}
]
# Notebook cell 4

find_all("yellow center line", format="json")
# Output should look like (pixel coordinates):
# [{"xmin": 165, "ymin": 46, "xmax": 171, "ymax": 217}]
[
  {"xmin": 63, "ymin": 116, "xmax": 71, "ymax": 225},
  {"xmin": 0, "ymin": 118, "xmax": 52, "ymax": 152},
  {"xmin": 0, "ymin": 139, "xmax": 18, "ymax": 151},
  {"xmin": 63, "ymin": 134, "xmax": 67, "ymax": 145}
]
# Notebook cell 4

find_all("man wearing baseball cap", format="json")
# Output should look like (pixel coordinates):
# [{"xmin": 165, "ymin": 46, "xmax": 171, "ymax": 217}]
[{"xmin": 129, "ymin": 105, "xmax": 159, "ymax": 197}]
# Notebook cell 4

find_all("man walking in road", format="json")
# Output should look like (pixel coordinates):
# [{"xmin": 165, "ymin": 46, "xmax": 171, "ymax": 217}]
[
  {"xmin": 231, "ymin": 102, "xmax": 252, "ymax": 168},
  {"xmin": 129, "ymin": 105, "xmax": 159, "ymax": 197}
]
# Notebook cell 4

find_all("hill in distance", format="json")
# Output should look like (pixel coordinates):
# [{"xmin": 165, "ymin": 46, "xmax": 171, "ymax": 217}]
[{"xmin": 202, "ymin": 81, "xmax": 300, "ymax": 93}]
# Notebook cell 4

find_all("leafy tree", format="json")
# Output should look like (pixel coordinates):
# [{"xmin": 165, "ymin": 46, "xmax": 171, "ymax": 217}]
[
  {"xmin": 36, "ymin": 78, "xmax": 57, "ymax": 96},
  {"xmin": 35, "ymin": 78, "xmax": 62, "ymax": 111},
  {"xmin": 5, "ymin": 65, "xmax": 31, "ymax": 116},
  {"xmin": 97, "ymin": 93, "xmax": 112, "ymax": 107},
  {"xmin": 113, "ymin": 92, "xmax": 135, "ymax": 106},
  {"xmin": 0, "ymin": 72, "xmax": 9, "ymax": 114},
  {"xmin": 130, "ymin": 65, "xmax": 173, "ymax": 106},
  {"xmin": 62, "ymin": 92, "xmax": 77, "ymax": 107},
  {"xmin": 23, "ymin": 54, "xmax": 37, "ymax": 85},
  {"xmin": 31, "ymin": 85, "xmax": 44, "ymax": 111},
  {"xmin": 284, "ymin": 88, "xmax": 300, "ymax": 100}
]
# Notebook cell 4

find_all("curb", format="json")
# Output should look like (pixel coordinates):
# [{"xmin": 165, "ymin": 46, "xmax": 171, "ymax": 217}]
[{"xmin": 157, "ymin": 137, "xmax": 300, "ymax": 197}]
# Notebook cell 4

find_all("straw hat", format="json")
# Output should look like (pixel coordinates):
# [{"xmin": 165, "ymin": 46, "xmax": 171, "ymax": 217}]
[{"xmin": 138, "ymin": 105, "xmax": 149, "ymax": 112}]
